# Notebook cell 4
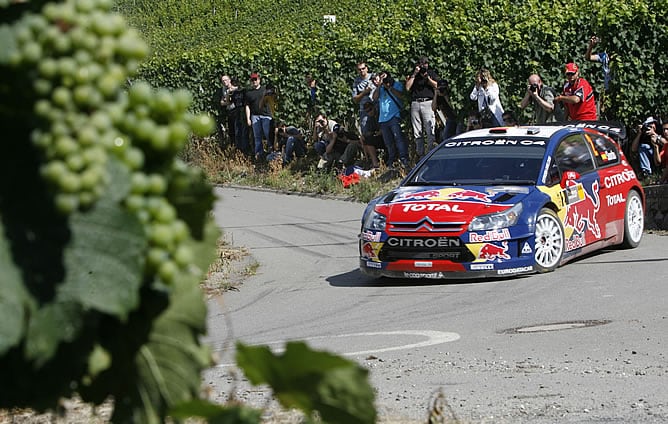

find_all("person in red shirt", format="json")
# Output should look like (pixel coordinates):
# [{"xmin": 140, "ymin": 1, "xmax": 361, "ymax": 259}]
[{"xmin": 555, "ymin": 62, "xmax": 598, "ymax": 121}]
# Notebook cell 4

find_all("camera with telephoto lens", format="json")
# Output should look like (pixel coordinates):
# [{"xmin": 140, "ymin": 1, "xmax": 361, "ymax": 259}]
[
  {"xmin": 419, "ymin": 65, "xmax": 428, "ymax": 75},
  {"xmin": 529, "ymin": 83, "xmax": 539, "ymax": 93},
  {"xmin": 383, "ymin": 74, "xmax": 394, "ymax": 86}
]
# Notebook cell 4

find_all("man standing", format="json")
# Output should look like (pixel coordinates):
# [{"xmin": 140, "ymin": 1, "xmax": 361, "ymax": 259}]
[
  {"xmin": 213, "ymin": 74, "xmax": 234, "ymax": 147},
  {"xmin": 351, "ymin": 61, "xmax": 374, "ymax": 138},
  {"xmin": 555, "ymin": 63, "xmax": 597, "ymax": 121},
  {"xmin": 406, "ymin": 56, "xmax": 439, "ymax": 158},
  {"xmin": 245, "ymin": 72, "xmax": 274, "ymax": 160},
  {"xmin": 372, "ymin": 71, "xmax": 409, "ymax": 169},
  {"xmin": 519, "ymin": 74, "xmax": 556, "ymax": 124}
]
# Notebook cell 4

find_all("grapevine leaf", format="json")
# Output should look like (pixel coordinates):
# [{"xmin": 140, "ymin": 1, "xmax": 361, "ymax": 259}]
[
  {"xmin": 25, "ymin": 301, "xmax": 83, "ymax": 366},
  {"xmin": 0, "ymin": 219, "xmax": 33, "ymax": 355},
  {"xmin": 169, "ymin": 399, "xmax": 262, "ymax": 423},
  {"xmin": 111, "ymin": 274, "xmax": 211, "ymax": 423},
  {"xmin": 58, "ymin": 194, "xmax": 146, "ymax": 320},
  {"xmin": 185, "ymin": 214, "xmax": 220, "ymax": 278},
  {"xmin": 236, "ymin": 341, "xmax": 377, "ymax": 424}
]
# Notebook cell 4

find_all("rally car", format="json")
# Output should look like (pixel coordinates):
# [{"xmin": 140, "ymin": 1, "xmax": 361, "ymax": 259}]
[{"xmin": 359, "ymin": 122, "xmax": 645, "ymax": 279}]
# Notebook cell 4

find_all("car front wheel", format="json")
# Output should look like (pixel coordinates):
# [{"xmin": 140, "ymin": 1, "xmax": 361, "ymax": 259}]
[
  {"xmin": 534, "ymin": 208, "xmax": 565, "ymax": 273},
  {"xmin": 621, "ymin": 190, "xmax": 644, "ymax": 248}
]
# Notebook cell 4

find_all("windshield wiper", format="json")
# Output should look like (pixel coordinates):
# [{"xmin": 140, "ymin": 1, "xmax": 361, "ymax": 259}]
[{"xmin": 405, "ymin": 180, "xmax": 460, "ymax": 186}]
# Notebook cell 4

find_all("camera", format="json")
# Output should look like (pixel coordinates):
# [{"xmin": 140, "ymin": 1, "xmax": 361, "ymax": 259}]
[
  {"xmin": 317, "ymin": 118, "xmax": 326, "ymax": 126},
  {"xmin": 419, "ymin": 65, "xmax": 428, "ymax": 75},
  {"xmin": 383, "ymin": 75, "xmax": 394, "ymax": 86},
  {"xmin": 480, "ymin": 77, "xmax": 488, "ymax": 84},
  {"xmin": 265, "ymin": 87, "xmax": 275, "ymax": 96},
  {"xmin": 529, "ymin": 83, "xmax": 539, "ymax": 93},
  {"xmin": 471, "ymin": 119, "xmax": 480, "ymax": 126}
]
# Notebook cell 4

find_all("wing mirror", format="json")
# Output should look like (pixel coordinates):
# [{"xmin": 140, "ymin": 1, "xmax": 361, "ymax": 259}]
[{"xmin": 560, "ymin": 170, "xmax": 580, "ymax": 188}]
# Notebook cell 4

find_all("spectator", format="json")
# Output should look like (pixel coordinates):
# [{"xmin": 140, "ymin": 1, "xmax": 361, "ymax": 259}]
[
  {"xmin": 502, "ymin": 110, "xmax": 518, "ymax": 126},
  {"xmin": 432, "ymin": 78, "xmax": 457, "ymax": 141},
  {"xmin": 305, "ymin": 73, "xmax": 318, "ymax": 106},
  {"xmin": 519, "ymin": 74, "xmax": 556, "ymax": 124},
  {"xmin": 554, "ymin": 63, "xmax": 597, "ymax": 121},
  {"xmin": 229, "ymin": 77, "xmax": 250, "ymax": 155},
  {"xmin": 274, "ymin": 122, "xmax": 306, "ymax": 166},
  {"xmin": 372, "ymin": 71, "xmax": 409, "ymax": 169},
  {"xmin": 465, "ymin": 110, "xmax": 482, "ymax": 131},
  {"xmin": 361, "ymin": 101, "xmax": 383, "ymax": 169},
  {"xmin": 660, "ymin": 121, "xmax": 668, "ymax": 184},
  {"xmin": 245, "ymin": 72, "xmax": 274, "ymax": 161},
  {"xmin": 213, "ymin": 74, "xmax": 234, "ymax": 147},
  {"xmin": 469, "ymin": 68, "xmax": 504, "ymax": 128},
  {"xmin": 585, "ymin": 35, "xmax": 612, "ymax": 91},
  {"xmin": 352, "ymin": 61, "xmax": 375, "ymax": 141},
  {"xmin": 312, "ymin": 112, "xmax": 338, "ymax": 163},
  {"xmin": 406, "ymin": 56, "xmax": 439, "ymax": 158},
  {"xmin": 631, "ymin": 116, "xmax": 662, "ymax": 179}
]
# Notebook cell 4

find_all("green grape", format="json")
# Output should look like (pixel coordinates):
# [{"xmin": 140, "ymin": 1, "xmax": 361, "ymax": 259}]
[
  {"xmin": 55, "ymin": 193, "xmax": 79, "ymax": 214},
  {"xmin": 122, "ymin": 147, "xmax": 144, "ymax": 170},
  {"xmin": 51, "ymin": 86, "xmax": 72, "ymax": 107},
  {"xmin": 58, "ymin": 171, "xmax": 81, "ymax": 193},
  {"xmin": 189, "ymin": 113, "xmax": 214, "ymax": 137},
  {"xmin": 149, "ymin": 223, "xmax": 174, "ymax": 248},
  {"xmin": 157, "ymin": 260, "xmax": 178, "ymax": 283},
  {"xmin": 172, "ymin": 220, "xmax": 190, "ymax": 243},
  {"xmin": 33, "ymin": 78, "xmax": 53, "ymax": 96},
  {"xmin": 173, "ymin": 245, "xmax": 194, "ymax": 267},
  {"xmin": 150, "ymin": 126, "xmax": 170, "ymax": 151},
  {"xmin": 146, "ymin": 174, "xmax": 167, "ymax": 195},
  {"xmin": 128, "ymin": 81, "xmax": 152, "ymax": 106},
  {"xmin": 130, "ymin": 172, "xmax": 149, "ymax": 194},
  {"xmin": 53, "ymin": 135, "xmax": 78, "ymax": 156},
  {"xmin": 124, "ymin": 194, "xmax": 145, "ymax": 212},
  {"xmin": 168, "ymin": 121, "xmax": 191, "ymax": 148}
]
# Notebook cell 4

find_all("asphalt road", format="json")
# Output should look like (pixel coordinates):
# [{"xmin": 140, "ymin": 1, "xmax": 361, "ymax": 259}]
[{"xmin": 204, "ymin": 186, "xmax": 668, "ymax": 423}]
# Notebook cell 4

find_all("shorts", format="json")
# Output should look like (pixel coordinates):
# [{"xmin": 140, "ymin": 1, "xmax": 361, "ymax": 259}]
[{"xmin": 362, "ymin": 134, "xmax": 383, "ymax": 148}]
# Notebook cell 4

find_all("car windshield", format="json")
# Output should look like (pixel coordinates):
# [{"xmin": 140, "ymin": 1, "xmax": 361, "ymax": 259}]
[{"xmin": 406, "ymin": 140, "xmax": 547, "ymax": 185}]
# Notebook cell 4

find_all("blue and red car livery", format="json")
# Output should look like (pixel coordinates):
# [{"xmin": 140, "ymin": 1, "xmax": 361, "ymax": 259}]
[{"xmin": 359, "ymin": 123, "xmax": 645, "ymax": 279}]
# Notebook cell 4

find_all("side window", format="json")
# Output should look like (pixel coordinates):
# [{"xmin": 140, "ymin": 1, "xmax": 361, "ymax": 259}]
[
  {"xmin": 586, "ymin": 133, "xmax": 620, "ymax": 167},
  {"xmin": 554, "ymin": 134, "xmax": 595, "ymax": 174}
]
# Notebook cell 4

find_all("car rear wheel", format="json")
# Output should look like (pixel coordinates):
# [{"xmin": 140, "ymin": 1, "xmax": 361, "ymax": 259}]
[
  {"xmin": 534, "ymin": 208, "xmax": 564, "ymax": 273},
  {"xmin": 621, "ymin": 190, "xmax": 644, "ymax": 248}
]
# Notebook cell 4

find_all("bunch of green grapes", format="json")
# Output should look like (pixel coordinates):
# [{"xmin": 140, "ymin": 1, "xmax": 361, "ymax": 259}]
[
  {"xmin": 9, "ymin": 0, "xmax": 148, "ymax": 213},
  {"xmin": 6, "ymin": 0, "xmax": 213, "ymax": 285},
  {"xmin": 115, "ymin": 82, "xmax": 212, "ymax": 284}
]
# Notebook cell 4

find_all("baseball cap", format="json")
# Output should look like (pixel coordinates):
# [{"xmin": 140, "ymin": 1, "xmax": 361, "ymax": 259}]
[
  {"xmin": 565, "ymin": 63, "xmax": 579, "ymax": 73},
  {"xmin": 249, "ymin": 72, "xmax": 260, "ymax": 80},
  {"xmin": 643, "ymin": 116, "xmax": 657, "ymax": 125}
]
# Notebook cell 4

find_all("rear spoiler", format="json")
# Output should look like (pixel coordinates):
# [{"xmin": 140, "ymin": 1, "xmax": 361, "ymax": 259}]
[{"xmin": 537, "ymin": 121, "xmax": 628, "ymax": 145}]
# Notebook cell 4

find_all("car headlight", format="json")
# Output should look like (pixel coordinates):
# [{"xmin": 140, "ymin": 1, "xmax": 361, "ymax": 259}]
[
  {"xmin": 363, "ymin": 210, "xmax": 387, "ymax": 231},
  {"xmin": 468, "ymin": 203, "xmax": 522, "ymax": 231}
]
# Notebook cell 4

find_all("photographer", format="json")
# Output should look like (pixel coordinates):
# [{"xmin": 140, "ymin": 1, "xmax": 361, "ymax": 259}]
[
  {"xmin": 432, "ymin": 78, "xmax": 457, "ymax": 141},
  {"xmin": 244, "ymin": 72, "xmax": 275, "ymax": 161},
  {"xmin": 519, "ymin": 74, "xmax": 556, "ymax": 124},
  {"xmin": 371, "ymin": 70, "xmax": 409, "ymax": 169},
  {"xmin": 631, "ymin": 116, "xmax": 664, "ymax": 179},
  {"xmin": 274, "ymin": 122, "xmax": 305, "ymax": 166},
  {"xmin": 405, "ymin": 56, "xmax": 439, "ymax": 158},
  {"xmin": 469, "ymin": 68, "xmax": 504, "ymax": 128}
]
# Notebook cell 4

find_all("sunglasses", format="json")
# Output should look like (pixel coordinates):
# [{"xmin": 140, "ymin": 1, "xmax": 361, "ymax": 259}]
[
  {"xmin": 250, "ymin": 77, "xmax": 258, "ymax": 81},
  {"xmin": 357, "ymin": 67, "xmax": 367, "ymax": 71},
  {"xmin": 565, "ymin": 72, "xmax": 576, "ymax": 77}
]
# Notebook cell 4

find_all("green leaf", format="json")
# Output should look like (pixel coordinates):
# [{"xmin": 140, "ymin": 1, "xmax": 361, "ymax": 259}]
[
  {"xmin": 236, "ymin": 341, "xmax": 376, "ymax": 424},
  {"xmin": 58, "ymin": 194, "xmax": 146, "ymax": 320},
  {"xmin": 111, "ymin": 274, "xmax": 211, "ymax": 423},
  {"xmin": 169, "ymin": 399, "xmax": 262, "ymax": 424},
  {"xmin": 0, "ymin": 219, "xmax": 33, "ymax": 355},
  {"xmin": 25, "ymin": 301, "xmax": 83, "ymax": 366}
]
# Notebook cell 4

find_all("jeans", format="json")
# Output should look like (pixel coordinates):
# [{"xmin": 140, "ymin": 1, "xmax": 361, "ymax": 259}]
[
  {"xmin": 410, "ymin": 100, "xmax": 436, "ymax": 157},
  {"xmin": 251, "ymin": 115, "xmax": 272, "ymax": 156},
  {"xmin": 234, "ymin": 114, "xmax": 250, "ymax": 154},
  {"xmin": 380, "ymin": 115, "xmax": 408, "ymax": 167},
  {"xmin": 638, "ymin": 143, "xmax": 654, "ymax": 174},
  {"xmin": 283, "ymin": 136, "xmax": 305, "ymax": 165}
]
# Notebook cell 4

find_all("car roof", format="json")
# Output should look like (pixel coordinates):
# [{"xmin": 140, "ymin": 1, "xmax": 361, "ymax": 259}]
[{"xmin": 452, "ymin": 126, "xmax": 566, "ymax": 140}]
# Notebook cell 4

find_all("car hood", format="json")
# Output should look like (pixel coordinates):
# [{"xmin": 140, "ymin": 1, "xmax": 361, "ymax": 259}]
[{"xmin": 375, "ymin": 185, "xmax": 533, "ymax": 229}]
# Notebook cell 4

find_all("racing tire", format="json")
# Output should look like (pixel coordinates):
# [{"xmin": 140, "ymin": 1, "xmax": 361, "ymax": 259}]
[
  {"xmin": 534, "ymin": 208, "xmax": 565, "ymax": 273},
  {"xmin": 621, "ymin": 190, "xmax": 644, "ymax": 249}
]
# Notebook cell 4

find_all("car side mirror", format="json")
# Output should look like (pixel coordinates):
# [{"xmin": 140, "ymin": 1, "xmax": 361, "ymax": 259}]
[{"xmin": 560, "ymin": 170, "xmax": 580, "ymax": 188}]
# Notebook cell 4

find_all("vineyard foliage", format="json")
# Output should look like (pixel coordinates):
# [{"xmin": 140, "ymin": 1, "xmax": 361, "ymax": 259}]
[
  {"xmin": 115, "ymin": 0, "xmax": 668, "ymax": 130},
  {"xmin": 1, "ymin": 0, "xmax": 377, "ymax": 422}
]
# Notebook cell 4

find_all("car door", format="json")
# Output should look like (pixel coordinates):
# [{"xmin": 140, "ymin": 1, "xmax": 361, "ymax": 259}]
[
  {"xmin": 584, "ymin": 131, "xmax": 628, "ymax": 233},
  {"xmin": 553, "ymin": 134, "xmax": 602, "ymax": 250}
]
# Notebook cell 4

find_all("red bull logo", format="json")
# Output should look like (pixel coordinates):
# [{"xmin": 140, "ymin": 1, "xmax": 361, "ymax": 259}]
[
  {"xmin": 449, "ymin": 189, "xmax": 492, "ymax": 203},
  {"xmin": 362, "ymin": 242, "xmax": 377, "ymax": 260},
  {"xmin": 397, "ymin": 190, "xmax": 441, "ymax": 201},
  {"xmin": 479, "ymin": 242, "xmax": 511, "ymax": 261},
  {"xmin": 564, "ymin": 180, "xmax": 601, "ymax": 240}
]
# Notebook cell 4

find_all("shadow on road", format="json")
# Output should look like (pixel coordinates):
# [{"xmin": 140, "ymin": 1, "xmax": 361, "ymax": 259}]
[{"xmin": 327, "ymin": 268, "xmax": 516, "ymax": 288}]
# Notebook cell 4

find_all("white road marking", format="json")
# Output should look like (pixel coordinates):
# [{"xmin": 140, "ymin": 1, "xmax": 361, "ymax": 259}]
[{"xmin": 213, "ymin": 330, "xmax": 461, "ymax": 368}]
